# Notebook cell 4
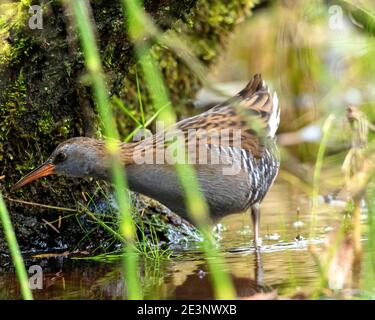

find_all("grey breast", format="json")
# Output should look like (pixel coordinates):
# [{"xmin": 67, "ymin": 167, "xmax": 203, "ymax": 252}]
[
  {"xmin": 126, "ymin": 163, "xmax": 252, "ymax": 222},
  {"xmin": 125, "ymin": 140, "xmax": 279, "ymax": 221}
]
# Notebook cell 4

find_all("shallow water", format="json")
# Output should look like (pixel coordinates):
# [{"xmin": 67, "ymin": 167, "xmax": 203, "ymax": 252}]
[{"xmin": 1, "ymin": 181, "xmax": 370, "ymax": 300}]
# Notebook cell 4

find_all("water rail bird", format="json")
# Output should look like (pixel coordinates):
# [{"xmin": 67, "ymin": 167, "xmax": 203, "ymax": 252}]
[{"xmin": 13, "ymin": 74, "xmax": 280, "ymax": 247}]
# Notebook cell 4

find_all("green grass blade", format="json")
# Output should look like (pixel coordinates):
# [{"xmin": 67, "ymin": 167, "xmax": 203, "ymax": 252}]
[
  {"xmin": 135, "ymin": 70, "xmax": 145, "ymax": 126},
  {"xmin": 122, "ymin": 0, "xmax": 236, "ymax": 300},
  {"xmin": 0, "ymin": 193, "xmax": 33, "ymax": 300},
  {"xmin": 70, "ymin": 0, "xmax": 141, "ymax": 299},
  {"xmin": 113, "ymin": 96, "xmax": 143, "ymax": 127},
  {"xmin": 310, "ymin": 114, "xmax": 335, "ymax": 239}
]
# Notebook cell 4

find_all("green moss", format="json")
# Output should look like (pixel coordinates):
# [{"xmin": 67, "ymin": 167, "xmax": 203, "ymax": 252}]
[
  {"xmin": 103, "ymin": 41, "xmax": 116, "ymax": 69},
  {"xmin": 0, "ymin": 3, "xmax": 32, "ymax": 166},
  {"xmin": 0, "ymin": 2, "xmax": 33, "ymax": 66},
  {"xmin": 0, "ymin": 3, "xmax": 19, "ymax": 62},
  {"xmin": 37, "ymin": 112, "xmax": 54, "ymax": 134},
  {"xmin": 59, "ymin": 118, "xmax": 73, "ymax": 138},
  {"xmin": 0, "ymin": 71, "xmax": 27, "ymax": 161}
]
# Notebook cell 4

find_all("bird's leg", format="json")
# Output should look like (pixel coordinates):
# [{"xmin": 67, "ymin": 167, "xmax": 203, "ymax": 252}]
[{"xmin": 250, "ymin": 203, "xmax": 261, "ymax": 248}]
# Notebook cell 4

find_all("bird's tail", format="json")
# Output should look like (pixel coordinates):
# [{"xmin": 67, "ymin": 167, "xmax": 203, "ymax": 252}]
[{"xmin": 238, "ymin": 74, "xmax": 280, "ymax": 138}]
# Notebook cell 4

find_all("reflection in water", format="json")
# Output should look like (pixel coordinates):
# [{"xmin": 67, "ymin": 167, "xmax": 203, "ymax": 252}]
[
  {"xmin": 0, "ymin": 250, "xmax": 274, "ymax": 299},
  {"xmin": 173, "ymin": 250, "xmax": 271, "ymax": 299},
  {"xmin": 254, "ymin": 250, "xmax": 264, "ymax": 287}
]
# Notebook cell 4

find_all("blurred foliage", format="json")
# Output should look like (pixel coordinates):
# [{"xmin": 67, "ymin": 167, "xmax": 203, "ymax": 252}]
[{"xmin": 209, "ymin": 0, "xmax": 374, "ymax": 167}]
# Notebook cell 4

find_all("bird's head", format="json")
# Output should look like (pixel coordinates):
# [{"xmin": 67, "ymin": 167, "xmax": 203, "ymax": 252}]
[{"xmin": 13, "ymin": 137, "xmax": 108, "ymax": 190}]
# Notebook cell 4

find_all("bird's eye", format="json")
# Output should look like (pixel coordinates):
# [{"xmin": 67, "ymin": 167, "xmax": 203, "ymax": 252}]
[{"xmin": 54, "ymin": 152, "xmax": 67, "ymax": 164}]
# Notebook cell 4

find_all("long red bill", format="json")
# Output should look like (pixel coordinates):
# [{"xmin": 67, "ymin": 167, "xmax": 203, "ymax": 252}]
[{"xmin": 12, "ymin": 162, "xmax": 55, "ymax": 190}]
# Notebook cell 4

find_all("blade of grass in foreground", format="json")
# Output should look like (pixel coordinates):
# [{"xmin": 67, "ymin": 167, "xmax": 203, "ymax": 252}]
[
  {"xmin": 368, "ymin": 179, "xmax": 375, "ymax": 277},
  {"xmin": 0, "ymin": 192, "xmax": 33, "ymax": 300},
  {"xmin": 361, "ymin": 179, "xmax": 375, "ymax": 297},
  {"xmin": 122, "ymin": 0, "xmax": 235, "ymax": 299},
  {"xmin": 70, "ymin": 0, "xmax": 141, "ymax": 299},
  {"xmin": 310, "ymin": 114, "xmax": 335, "ymax": 239}
]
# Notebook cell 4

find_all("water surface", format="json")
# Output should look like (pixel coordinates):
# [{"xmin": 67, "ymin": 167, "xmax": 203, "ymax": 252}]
[{"xmin": 2, "ymin": 180, "xmax": 368, "ymax": 300}]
